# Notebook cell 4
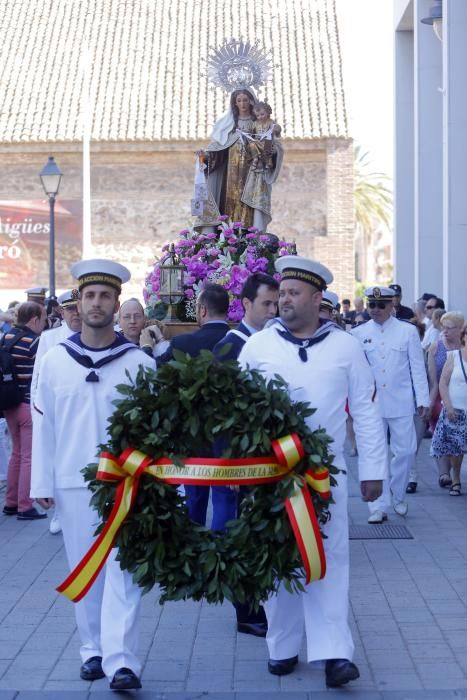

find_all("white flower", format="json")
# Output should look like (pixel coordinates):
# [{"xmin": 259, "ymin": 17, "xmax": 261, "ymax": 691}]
[{"xmin": 217, "ymin": 251, "xmax": 234, "ymax": 270}]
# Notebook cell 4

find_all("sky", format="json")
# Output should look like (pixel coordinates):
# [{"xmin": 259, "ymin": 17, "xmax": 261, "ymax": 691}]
[{"xmin": 335, "ymin": 0, "xmax": 394, "ymax": 180}]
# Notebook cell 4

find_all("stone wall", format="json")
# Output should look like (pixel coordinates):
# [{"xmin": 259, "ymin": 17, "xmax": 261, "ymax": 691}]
[{"xmin": 0, "ymin": 138, "xmax": 354, "ymax": 299}]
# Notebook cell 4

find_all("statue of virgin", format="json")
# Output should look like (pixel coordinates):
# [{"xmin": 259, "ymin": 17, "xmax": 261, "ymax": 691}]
[{"xmin": 198, "ymin": 88, "xmax": 283, "ymax": 231}]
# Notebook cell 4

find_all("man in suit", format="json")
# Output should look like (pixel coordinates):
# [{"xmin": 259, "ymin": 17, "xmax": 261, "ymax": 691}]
[
  {"xmin": 341, "ymin": 298, "xmax": 356, "ymax": 327},
  {"xmin": 213, "ymin": 272, "xmax": 279, "ymax": 638},
  {"xmin": 213, "ymin": 272, "xmax": 279, "ymax": 360},
  {"xmin": 389, "ymin": 284, "xmax": 414, "ymax": 321},
  {"xmin": 155, "ymin": 283, "xmax": 229, "ymax": 364},
  {"xmin": 156, "ymin": 283, "xmax": 234, "ymax": 527}
]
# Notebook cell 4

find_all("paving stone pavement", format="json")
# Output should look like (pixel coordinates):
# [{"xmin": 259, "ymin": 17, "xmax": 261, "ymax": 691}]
[{"xmin": 1, "ymin": 439, "xmax": 467, "ymax": 699}]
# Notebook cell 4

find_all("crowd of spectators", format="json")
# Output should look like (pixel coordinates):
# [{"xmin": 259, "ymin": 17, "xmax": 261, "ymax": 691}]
[{"xmin": 334, "ymin": 287, "xmax": 466, "ymax": 497}]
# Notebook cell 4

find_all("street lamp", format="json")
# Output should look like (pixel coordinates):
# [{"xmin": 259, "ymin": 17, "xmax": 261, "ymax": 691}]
[
  {"xmin": 159, "ymin": 243, "xmax": 185, "ymax": 321},
  {"xmin": 421, "ymin": 0, "xmax": 443, "ymax": 42},
  {"xmin": 39, "ymin": 156, "xmax": 62, "ymax": 299}
]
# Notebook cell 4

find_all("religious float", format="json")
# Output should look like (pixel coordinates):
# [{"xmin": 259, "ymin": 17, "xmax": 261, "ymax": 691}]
[
  {"xmin": 144, "ymin": 38, "xmax": 291, "ymax": 332},
  {"xmin": 56, "ymin": 39, "xmax": 338, "ymax": 607}
]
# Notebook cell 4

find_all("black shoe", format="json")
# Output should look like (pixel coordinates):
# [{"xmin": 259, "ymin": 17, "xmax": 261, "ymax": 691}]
[
  {"xmin": 109, "ymin": 667, "xmax": 142, "ymax": 690},
  {"xmin": 267, "ymin": 655, "xmax": 298, "ymax": 676},
  {"xmin": 325, "ymin": 658, "xmax": 360, "ymax": 687},
  {"xmin": 237, "ymin": 621, "xmax": 267, "ymax": 637},
  {"xmin": 406, "ymin": 481, "xmax": 417, "ymax": 494},
  {"xmin": 17, "ymin": 507, "xmax": 47, "ymax": 520},
  {"xmin": 80, "ymin": 656, "xmax": 105, "ymax": 681},
  {"xmin": 3, "ymin": 505, "xmax": 17, "ymax": 516}
]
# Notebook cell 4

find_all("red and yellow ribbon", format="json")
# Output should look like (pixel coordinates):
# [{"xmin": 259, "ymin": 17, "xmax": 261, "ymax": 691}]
[
  {"xmin": 305, "ymin": 466, "xmax": 331, "ymax": 500},
  {"xmin": 285, "ymin": 481, "xmax": 326, "ymax": 584},
  {"xmin": 57, "ymin": 433, "xmax": 329, "ymax": 602}
]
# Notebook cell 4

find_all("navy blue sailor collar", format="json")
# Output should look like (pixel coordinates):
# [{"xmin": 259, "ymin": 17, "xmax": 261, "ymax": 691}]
[
  {"xmin": 59, "ymin": 331, "xmax": 140, "ymax": 382},
  {"xmin": 275, "ymin": 319, "xmax": 339, "ymax": 362}
]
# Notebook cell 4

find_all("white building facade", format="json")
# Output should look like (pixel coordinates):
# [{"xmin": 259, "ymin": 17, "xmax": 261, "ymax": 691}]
[{"xmin": 394, "ymin": 0, "xmax": 467, "ymax": 311}]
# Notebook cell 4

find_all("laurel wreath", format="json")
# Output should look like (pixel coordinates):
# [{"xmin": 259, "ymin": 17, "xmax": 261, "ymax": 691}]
[{"xmin": 83, "ymin": 350, "xmax": 339, "ymax": 607}]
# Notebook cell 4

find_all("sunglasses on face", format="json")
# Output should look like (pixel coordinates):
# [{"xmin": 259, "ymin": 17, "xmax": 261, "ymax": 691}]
[
  {"xmin": 426, "ymin": 305, "xmax": 436, "ymax": 309},
  {"xmin": 368, "ymin": 301, "xmax": 389, "ymax": 310}
]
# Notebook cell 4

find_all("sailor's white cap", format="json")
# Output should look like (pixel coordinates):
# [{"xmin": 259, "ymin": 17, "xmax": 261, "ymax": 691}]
[
  {"xmin": 71, "ymin": 259, "xmax": 131, "ymax": 293},
  {"xmin": 320, "ymin": 290, "xmax": 339, "ymax": 311},
  {"xmin": 275, "ymin": 256, "xmax": 333, "ymax": 291}
]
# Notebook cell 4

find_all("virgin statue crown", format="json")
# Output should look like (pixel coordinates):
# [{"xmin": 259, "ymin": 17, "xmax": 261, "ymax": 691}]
[{"xmin": 205, "ymin": 37, "xmax": 273, "ymax": 93}]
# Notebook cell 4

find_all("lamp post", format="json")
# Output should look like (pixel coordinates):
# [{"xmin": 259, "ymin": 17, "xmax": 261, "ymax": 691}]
[
  {"xmin": 159, "ymin": 244, "xmax": 185, "ymax": 321},
  {"xmin": 421, "ymin": 0, "xmax": 443, "ymax": 41},
  {"xmin": 39, "ymin": 156, "xmax": 62, "ymax": 299}
]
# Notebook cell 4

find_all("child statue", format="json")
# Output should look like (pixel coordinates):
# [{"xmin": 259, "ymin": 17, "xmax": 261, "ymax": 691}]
[{"xmin": 250, "ymin": 102, "xmax": 282, "ymax": 173}]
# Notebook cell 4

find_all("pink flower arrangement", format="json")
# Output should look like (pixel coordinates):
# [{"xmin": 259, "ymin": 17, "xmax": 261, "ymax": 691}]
[{"xmin": 144, "ymin": 219, "xmax": 296, "ymax": 322}]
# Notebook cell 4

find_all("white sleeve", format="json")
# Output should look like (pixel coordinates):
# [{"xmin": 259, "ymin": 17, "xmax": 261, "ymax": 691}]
[
  {"xmin": 30, "ymin": 334, "xmax": 49, "ymax": 416},
  {"xmin": 408, "ymin": 326, "xmax": 430, "ymax": 407},
  {"xmin": 421, "ymin": 326, "xmax": 432, "ymax": 350},
  {"xmin": 347, "ymin": 339, "xmax": 388, "ymax": 482},
  {"xmin": 30, "ymin": 356, "xmax": 57, "ymax": 498},
  {"xmin": 153, "ymin": 339, "xmax": 170, "ymax": 358}
]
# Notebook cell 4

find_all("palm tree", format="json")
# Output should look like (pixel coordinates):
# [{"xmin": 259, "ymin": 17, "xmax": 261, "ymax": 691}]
[{"xmin": 354, "ymin": 145, "xmax": 393, "ymax": 283}]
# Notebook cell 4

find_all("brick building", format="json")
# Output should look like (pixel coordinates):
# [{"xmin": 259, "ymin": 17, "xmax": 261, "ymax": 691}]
[{"xmin": 0, "ymin": 0, "xmax": 354, "ymax": 300}]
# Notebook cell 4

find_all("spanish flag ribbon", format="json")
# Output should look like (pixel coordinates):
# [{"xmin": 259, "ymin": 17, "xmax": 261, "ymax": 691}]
[
  {"xmin": 285, "ymin": 480, "xmax": 326, "ymax": 583},
  {"xmin": 305, "ymin": 466, "xmax": 331, "ymax": 500},
  {"xmin": 57, "ymin": 433, "xmax": 327, "ymax": 602}
]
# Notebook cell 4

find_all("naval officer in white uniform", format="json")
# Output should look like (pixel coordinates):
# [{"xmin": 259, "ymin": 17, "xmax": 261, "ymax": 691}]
[
  {"xmin": 239, "ymin": 256, "xmax": 388, "ymax": 688},
  {"xmin": 31, "ymin": 260, "xmax": 154, "ymax": 691},
  {"xmin": 352, "ymin": 286, "xmax": 429, "ymax": 523}
]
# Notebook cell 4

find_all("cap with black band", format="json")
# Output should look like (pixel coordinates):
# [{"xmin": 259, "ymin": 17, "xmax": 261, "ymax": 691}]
[
  {"xmin": 71, "ymin": 259, "xmax": 131, "ymax": 294},
  {"xmin": 275, "ymin": 255, "xmax": 333, "ymax": 292}
]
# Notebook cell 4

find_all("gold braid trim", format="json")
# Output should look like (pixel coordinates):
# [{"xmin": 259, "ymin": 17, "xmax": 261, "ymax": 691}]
[
  {"xmin": 78, "ymin": 274, "xmax": 121, "ymax": 292},
  {"xmin": 281, "ymin": 269, "xmax": 325, "ymax": 290}
]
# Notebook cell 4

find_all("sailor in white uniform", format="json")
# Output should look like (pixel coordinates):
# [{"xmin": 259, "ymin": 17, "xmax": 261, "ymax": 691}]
[
  {"xmin": 238, "ymin": 256, "xmax": 387, "ymax": 688},
  {"xmin": 352, "ymin": 286, "xmax": 429, "ymax": 522},
  {"xmin": 319, "ymin": 289, "xmax": 339, "ymax": 321},
  {"xmin": 31, "ymin": 289, "xmax": 82, "ymax": 407},
  {"xmin": 31, "ymin": 260, "xmax": 154, "ymax": 691},
  {"xmin": 30, "ymin": 289, "xmax": 82, "ymax": 535}
]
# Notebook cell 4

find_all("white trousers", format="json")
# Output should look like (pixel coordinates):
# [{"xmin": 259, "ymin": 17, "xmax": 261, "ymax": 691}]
[
  {"xmin": 55, "ymin": 488, "xmax": 142, "ymax": 678},
  {"xmin": 264, "ymin": 471, "xmax": 354, "ymax": 662},
  {"xmin": 368, "ymin": 415, "xmax": 417, "ymax": 514}
]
